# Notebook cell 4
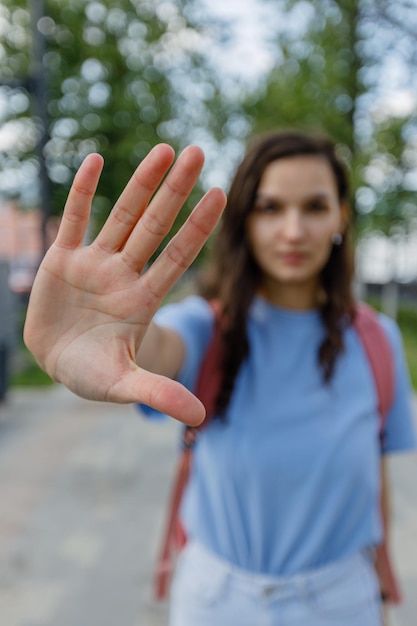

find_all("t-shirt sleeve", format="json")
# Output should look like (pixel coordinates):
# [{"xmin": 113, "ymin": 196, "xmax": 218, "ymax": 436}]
[
  {"xmin": 137, "ymin": 295, "xmax": 215, "ymax": 419},
  {"xmin": 378, "ymin": 314, "xmax": 417, "ymax": 454}
]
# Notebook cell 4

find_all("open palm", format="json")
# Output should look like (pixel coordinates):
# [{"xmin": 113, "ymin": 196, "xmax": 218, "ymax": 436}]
[{"xmin": 24, "ymin": 144, "xmax": 226, "ymax": 424}]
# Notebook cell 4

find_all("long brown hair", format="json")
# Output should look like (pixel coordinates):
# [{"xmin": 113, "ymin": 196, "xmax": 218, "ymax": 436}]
[{"xmin": 199, "ymin": 130, "xmax": 355, "ymax": 416}]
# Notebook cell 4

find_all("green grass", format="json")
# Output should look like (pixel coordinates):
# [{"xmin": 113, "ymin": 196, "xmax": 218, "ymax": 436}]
[
  {"xmin": 11, "ymin": 349, "xmax": 54, "ymax": 387},
  {"xmin": 397, "ymin": 306, "xmax": 417, "ymax": 390},
  {"xmin": 10, "ymin": 303, "xmax": 55, "ymax": 388}
]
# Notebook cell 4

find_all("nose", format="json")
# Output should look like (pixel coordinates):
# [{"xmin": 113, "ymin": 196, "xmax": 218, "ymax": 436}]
[{"xmin": 281, "ymin": 207, "xmax": 304, "ymax": 240}]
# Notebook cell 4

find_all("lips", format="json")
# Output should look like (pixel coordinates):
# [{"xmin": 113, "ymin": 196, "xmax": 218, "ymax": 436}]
[{"xmin": 280, "ymin": 252, "xmax": 307, "ymax": 265}]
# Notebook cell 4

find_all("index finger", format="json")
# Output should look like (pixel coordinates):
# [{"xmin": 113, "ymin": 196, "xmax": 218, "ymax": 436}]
[{"xmin": 95, "ymin": 143, "xmax": 177, "ymax": 254}]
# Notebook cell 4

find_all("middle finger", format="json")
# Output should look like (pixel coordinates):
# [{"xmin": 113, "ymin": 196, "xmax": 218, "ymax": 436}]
[{"xmin": 121, "ymin": 145, "xmax": 205, "ymax": 271}]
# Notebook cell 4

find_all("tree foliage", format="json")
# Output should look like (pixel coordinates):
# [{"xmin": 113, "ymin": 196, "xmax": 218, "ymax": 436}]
[
  {"xmin": 2, "ymin": 0, "xmax": 416, "ymax": 242},
  {"xmin": 0, "ymin": 0, "xmax": 234, "ymax": 251},
  {"xmin": 244, "ymin": 0, "xmax": 417, "ymax": 233}
]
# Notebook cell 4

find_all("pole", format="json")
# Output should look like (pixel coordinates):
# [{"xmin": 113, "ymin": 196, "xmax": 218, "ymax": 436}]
[{"xmin": 30, "ymin": 0, "xmax": 50, "ymax": 257}]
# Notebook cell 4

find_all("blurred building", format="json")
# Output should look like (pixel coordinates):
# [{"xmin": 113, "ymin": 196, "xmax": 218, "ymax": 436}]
[
  {"xmin": 0, "ymin": 201, "xmax": 60, "ymax": 399},
  {"xmin": 0, "ymin": 200, "xmax": 59, "ymax": 294},
  {"xmin": 356, "ymin": 231, "xmax": 417, "ymax": 286},
  {"xmin": 356, "ymin": 231, "xmax": 417, "ymax": 317},
  {"xmin": 0, "ymin": 259, "xmax": 15, "ymax": 400}
]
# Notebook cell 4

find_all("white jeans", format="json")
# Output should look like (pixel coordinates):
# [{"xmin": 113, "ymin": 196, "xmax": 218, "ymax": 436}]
[{"xmin": 169, "ymin": 542, "xmax": 383, "ymax": 626}]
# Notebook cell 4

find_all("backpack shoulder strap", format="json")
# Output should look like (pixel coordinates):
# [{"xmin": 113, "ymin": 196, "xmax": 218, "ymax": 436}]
[
  {"xmin": 354, "ymin": 303, "xmax": 402, "ymax": 604},
  {"xmin": 353, "ymin": 302, "xmax": 395, "ymax": 435},
  {"xmin": 153, "ymin": 299, "xmax": 223, "ymax": 600},
  {"xmin": 192, "ymin": 299, "xmax": 224, "ymax": 428}
]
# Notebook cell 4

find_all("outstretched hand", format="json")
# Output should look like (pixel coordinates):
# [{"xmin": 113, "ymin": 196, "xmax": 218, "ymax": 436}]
[{"xmin": 23, "ymin": 144, "xmax": 226, "ymax": 424}]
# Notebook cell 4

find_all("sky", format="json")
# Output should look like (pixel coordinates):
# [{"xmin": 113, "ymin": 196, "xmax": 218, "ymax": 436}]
[{"xmin": 201, "ymin": 0, "xmax": 277, "ymax": 85}]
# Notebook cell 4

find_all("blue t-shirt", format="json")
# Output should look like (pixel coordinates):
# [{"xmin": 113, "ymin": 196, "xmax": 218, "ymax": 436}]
[{"xmin": 142, "ymin": 295, "xmax": 416, "ymax": 575}]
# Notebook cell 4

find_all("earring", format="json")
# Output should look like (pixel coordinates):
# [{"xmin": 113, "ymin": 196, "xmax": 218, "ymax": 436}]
[{"xmin": 331, "ymin": 233, "xmax": 343, "ymax": 246}]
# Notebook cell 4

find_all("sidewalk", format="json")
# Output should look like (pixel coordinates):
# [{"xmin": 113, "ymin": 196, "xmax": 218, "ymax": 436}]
[
  {"xmin": 0, "ymin": 386, "xmax": 177, "ymax": 626},
  {"xmin": 0, "ymin": 386, "xmax": 415, "ymax": 626}
]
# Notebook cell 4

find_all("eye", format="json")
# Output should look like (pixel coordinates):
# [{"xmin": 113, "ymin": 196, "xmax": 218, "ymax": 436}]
[
  {"xmin": 253, "ymin": 201, "xmax": 282, "ymax": 215},
  {"xmin": 305, "ymin": 199, "xmax": 328, "ymax": 213}
]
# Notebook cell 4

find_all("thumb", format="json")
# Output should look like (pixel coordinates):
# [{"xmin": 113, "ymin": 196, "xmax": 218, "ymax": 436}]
[{"xmin": 111, "ymin": 369, "xmax": 206, "ymax": 426}]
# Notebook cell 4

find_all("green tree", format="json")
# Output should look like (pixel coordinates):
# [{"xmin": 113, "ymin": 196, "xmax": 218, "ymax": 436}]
[
  {"xmin": 0, "ymin": 0, "xmax": 234, "ymax": 253},
  {"xmin": 244, "ymin": 0, "xmax": 417, "ymax": 233}
]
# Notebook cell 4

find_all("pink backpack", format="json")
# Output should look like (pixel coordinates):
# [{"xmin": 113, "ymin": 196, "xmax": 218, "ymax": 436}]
[{"xmin": 154, "ymin": 302, "xmax": 401, "ymax": 604}]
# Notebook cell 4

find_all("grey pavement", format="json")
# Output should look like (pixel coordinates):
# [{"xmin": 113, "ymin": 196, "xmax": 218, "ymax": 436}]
[
  {"xmin": 0, "ymin": 386, "xmax": 416, "ymax": 626},
  {"xmin": 0, "ymin": 386, "xmax": 177, "ymax": 626}
]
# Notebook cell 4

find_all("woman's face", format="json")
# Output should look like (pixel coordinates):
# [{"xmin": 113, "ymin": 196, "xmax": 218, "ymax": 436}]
[{"xmin": 246, "ymin": 155, "xmax": 347, "ymax": 306}]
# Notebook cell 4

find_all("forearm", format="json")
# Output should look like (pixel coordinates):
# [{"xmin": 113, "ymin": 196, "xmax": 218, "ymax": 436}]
[
  {"xmin": 375, "ymin": 457, "xmax": 401, "ymax": 606},
  {"xmin": 380, "ymin": 458, "xmax": 390, "ymax": 542}
]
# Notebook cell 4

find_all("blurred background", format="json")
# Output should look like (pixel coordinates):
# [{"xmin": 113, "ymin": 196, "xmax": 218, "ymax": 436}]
[
  {"xmin": 0, "ymin": 1, "xmax": 416, "ymax": 624},
  {"xmin": 1, "ymin": 0, "xmax": 417, "ymax": 391}
]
